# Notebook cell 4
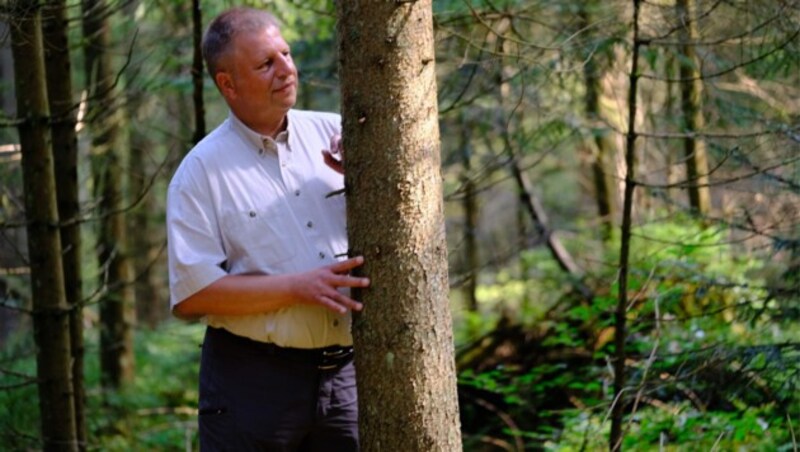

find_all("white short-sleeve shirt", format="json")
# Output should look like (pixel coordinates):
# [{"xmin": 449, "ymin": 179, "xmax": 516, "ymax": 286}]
[{"xmin": 167, "ymin": 109, "xmax": 352, "ymax": 348}]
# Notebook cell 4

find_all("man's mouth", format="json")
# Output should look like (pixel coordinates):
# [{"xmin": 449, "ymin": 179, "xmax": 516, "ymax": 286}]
[{"xmin": 274, "ymin": 82, "xmax": 295, "ymax": 93}]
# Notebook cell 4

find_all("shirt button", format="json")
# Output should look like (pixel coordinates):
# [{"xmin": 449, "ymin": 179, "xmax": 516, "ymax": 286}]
[
  {"xmin": 333, "ymin": 319, "xmax": 339, "ymax": 327},
  {"xmin": 306, "ymin": 221, "xmax": 313, "ymax": 228},
  {"xmin": 294, "ymin": 190, "xmax": 301, "ymax": 196},
  {"xmin": 318, "ymin": 252, "xmax": 325, "ymax": 259},
  {"xmin": 249, "ymin": 211, "xmax": 256, "ymax": 218}
]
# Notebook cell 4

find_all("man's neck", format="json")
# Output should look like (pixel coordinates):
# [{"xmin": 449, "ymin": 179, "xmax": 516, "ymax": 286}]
[
  {"xmin": 238, "ymin": 112, "xmax": 288, "ymax": 139},
  {"xmin": 261, "ymin": 115, "xmax": 288, "ymax": 139}
]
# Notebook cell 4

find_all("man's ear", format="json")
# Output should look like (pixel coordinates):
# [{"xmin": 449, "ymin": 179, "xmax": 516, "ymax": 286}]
[{"xmin": 216, "ymin": 72, "xmax": 235, "ymax": 99}]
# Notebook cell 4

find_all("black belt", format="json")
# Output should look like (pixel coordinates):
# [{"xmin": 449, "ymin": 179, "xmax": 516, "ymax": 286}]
[
  {"xmin": 210, "ymin": 327, "xmax": 354, "ymax": 370},
  {"xmin": 267, "ymin": 343, "xmax": 354, "ymax": 370}
]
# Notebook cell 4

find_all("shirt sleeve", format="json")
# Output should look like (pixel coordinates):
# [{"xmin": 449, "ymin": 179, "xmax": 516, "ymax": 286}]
[{"xmin": 166, "ymin": 157, "xmax": 228, "ymax": 308}]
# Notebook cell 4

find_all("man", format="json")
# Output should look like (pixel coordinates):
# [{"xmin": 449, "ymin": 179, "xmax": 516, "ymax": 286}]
[{"xmin": 166, "ymin": 7, "xmax": 369, "ymax": 450}]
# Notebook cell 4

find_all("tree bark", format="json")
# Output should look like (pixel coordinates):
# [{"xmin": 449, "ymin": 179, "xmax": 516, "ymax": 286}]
[
  {"xmin": 10, "ymin": 1, "xmax": 78, "ymax": 449},
  {"xmin": 459, "ymin": 115, "xmax": 479, "ymax": 312},
  {"xmin": 120, "ymin": 0, "xmax": 165, "ymax": 329},
  {"xmin": 337, "ymin": 1, "xmax": 462, "ymax": 450},
  {"xmin": 611, "ymin": 0, "xmax": 643, "ymax": 449},
  {"xmin": 41, "ymin": 0, "xmax": 86, "ymax": 446},
  {"xmin": 190, "ymin": 0, "xmax": 205, "ymax": 145},
  {"xmin": 579, "ymin": 0, "xmax": 616, "ymax": 240},
  {"xmin": 676, "ymin": 0, "xmax": 712, "ymax": 215},
  {"xmin": 81, "ymin": 0, "xmax": 135, "ymax": 389}
]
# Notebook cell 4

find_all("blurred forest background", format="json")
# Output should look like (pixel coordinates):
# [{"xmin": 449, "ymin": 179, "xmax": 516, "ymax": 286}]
[{"xmin": 1, "ymin": 0, "xmax": 798, "ymax": 450}]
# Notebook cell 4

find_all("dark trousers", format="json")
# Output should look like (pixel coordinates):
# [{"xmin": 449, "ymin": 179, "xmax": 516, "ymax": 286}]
[{"xmin": 198, "ymin": 327, "xmax": 359, "ymax": 451}]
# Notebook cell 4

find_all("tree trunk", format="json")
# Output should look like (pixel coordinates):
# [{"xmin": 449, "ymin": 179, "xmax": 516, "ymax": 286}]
[
  {"xmin": 82, "ymin": 0, "xmax": 135, "ymax": 389},
  {"xmin": 336, "ymin": 2, "xmax": 462, "ymax": 450},
  {"xmin": 10, "ymin": 1, "xmax": 78, "ymax": 449},
  {"xmin": 460, "ymin": 115, "xmax": 479, "ymax": 312},
  {"xmin": 579, "ymin": 1, "xmax": 616, "ymax": 240},
  {"xmin": 190, "ymin": 0, "xmax": 205, "ymax": 145},
  {"xmin": 41, "ymin": 0, "xmax": 86, "ymax": 446},
  {"xmin": 611, "ymin": 0, "xmax": 643, "ymax": 449},
  {"xmin": 664, "ymin": 52, "xmax": 678, "ymax": 210},
  {"xmin": 120, "ymin": 0, "xmax": 165, "ymax": 329},
  {"xmin": 129, "ymin": 130, "xmax": 164, "ymax": 329},
  {"xmin": 676, "ymin": 0, "xmax": 712, "ymax": 215}
]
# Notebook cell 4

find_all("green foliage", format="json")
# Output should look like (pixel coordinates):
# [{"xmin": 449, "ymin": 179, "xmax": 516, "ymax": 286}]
[
  {"xmin": 457, "ymin": 214, "xmax": 799, "ymax": 450},
  {"xmin": 553, "ymin": 404, "xmax": 797, "ymax": 451},
  {"xmin": 0, "ymin": 322, "xmax": 204, "ymax": 450},
  {"xmin": 0, "ymin": 336, "xmax": 39, "ymax": 450},
  {"xmin": 89, "ymin": 321, "xmax": 203, "ymax": 451}
]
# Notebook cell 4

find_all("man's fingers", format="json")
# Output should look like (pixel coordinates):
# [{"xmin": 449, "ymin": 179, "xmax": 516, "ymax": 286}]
[
  {"xmin": 329, "ymin": 134, "xmax": 342, "ymax": 155},
  {"xmin": 316, "ymin": 295, "xmax": 347, "ymax": 314},
  {"xmin": 323, "ymin": 151, "xmax": 344, "ymax": 174},
  {"xmin": 329, "ymin": 291, "xmax": 363, "ymax": 312},
  {"xmin": 316, "ymin": 294, "xmax": 363, "ymax": 313},
  {"xmin": 330, "ymin": 256, "xmax": 365, "ymax": 273},
  {"xmin": 329, "ymin": 257, "xmax": 369, "ymax": 286},
  {"xmin": 332, "ymin": 274, "xmax": 370, "ymax": 288}
]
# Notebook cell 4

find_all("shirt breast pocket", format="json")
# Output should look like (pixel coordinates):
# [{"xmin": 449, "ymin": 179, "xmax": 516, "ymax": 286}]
[{"xmin": 221, "ymin": 204, "xmax": 297, "ymax": 270}]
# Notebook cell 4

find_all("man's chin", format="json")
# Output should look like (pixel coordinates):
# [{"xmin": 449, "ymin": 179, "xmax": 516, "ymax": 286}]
[{"xmin": 278, "ymin": 97, "xmax": 297, "ymax": 111}]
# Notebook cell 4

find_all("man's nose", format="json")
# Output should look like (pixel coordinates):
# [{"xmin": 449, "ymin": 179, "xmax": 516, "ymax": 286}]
[{"xmin": 275, "ymin": 54, "xmax": 294, "ymax": 79}]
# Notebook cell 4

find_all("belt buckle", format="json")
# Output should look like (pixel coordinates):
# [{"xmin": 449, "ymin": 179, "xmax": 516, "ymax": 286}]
[{"xmin": 318, "ymin": 347, "xmax": 352, "ymax": 370}]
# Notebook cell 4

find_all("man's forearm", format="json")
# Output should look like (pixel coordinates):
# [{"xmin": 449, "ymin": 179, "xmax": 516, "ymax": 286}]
[
  {"xmin": 171, "ymin": 256, "xmax": 369, "ymax": 320},
  {"xmin": 172, "ymin": 273, "xmax": 298, "ymax": 320}
]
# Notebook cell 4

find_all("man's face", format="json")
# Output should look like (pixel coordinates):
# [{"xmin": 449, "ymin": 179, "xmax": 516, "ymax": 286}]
[{"xmin": 220, "ymin": 25, "xmax": 298, "ymax": 124}]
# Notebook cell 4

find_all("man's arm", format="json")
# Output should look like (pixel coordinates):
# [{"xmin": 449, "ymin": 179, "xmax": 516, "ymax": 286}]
[{"xmin": 172, "ymin": 256, "xmax": 369, "ymax": 320}]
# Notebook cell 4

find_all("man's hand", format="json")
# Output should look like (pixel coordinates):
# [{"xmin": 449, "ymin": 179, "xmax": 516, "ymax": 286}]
[
  {"xmin": 322, "ymin": 134, "xmax": 344, "ymax": 174},
  {"xmin": 293, "ymin": 256, "xmax": 368, "ymax": 314}
]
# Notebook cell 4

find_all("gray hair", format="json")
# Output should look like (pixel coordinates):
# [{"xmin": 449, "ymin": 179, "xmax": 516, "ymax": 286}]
[{"xmin": 202, "ymin": 7, "xmax": 280, "ymax": 82}]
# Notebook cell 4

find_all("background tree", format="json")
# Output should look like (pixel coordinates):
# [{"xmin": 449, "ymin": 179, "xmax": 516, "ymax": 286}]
[
  {"xmin": 41, "ymin": 0, "xmax": 86, "ymax": 445},
  {"xmin": 9, "ymin": 0, "xmax": 78, "ymax": 448},
  {"xmin": 458, "ymin": 112, "xmax": 480, "ymax": 312},
  {"xmin": 579, "ymin": 0, "xmax": 618, "ymax": 240},
  {"xmin": 610, "ymin": 0, "xmax": 642, "ymax": 447},
  {"xmin": 81, "ymin": 0, "xmax": 135, "ymax": 389},
  {"xmin": 676, "ymin": 0, "xmax": 712, "ymax": 215},
  {"xmin": 337, "ymin": 1, "xmax": 463, "ymax": 450},
  {"xmin": 190, "ymin": 0, "xmax": 205, "ymax": 146}
]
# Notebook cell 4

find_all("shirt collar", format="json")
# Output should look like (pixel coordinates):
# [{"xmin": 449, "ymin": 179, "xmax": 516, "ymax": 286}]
[{"xmin": 228, "ymin": 111, "xmax": 291, "ymax": 154}]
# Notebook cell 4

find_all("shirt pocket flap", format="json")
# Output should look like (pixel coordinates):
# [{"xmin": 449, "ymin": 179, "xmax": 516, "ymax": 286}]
[{"xmin": 221, "ymin": 204, "xmax": 297, "ymax": 269}]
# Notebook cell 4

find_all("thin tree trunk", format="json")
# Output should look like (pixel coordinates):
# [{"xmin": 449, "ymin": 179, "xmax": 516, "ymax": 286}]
[
  {"xmin": 579, "ymin": 1, "xmax": 616, "ymax": 240},
  {"xmin": 82, "ymin": 0, "xmax": 135, "ymax": 389},
  {"xmin": 41, "ymin": 0, "xmax": 86, "ymax": 447},
  {"xmin": 129, "ymin": 130, "xmax": 163, "ymax": 329},
  {"xmin": 505, "ymin": 150, "xmax": 593, "ymax": 301},
  {"xmin": 337, "ymin": 1, "xmax": 462, "ymax": 450},
  {"xmin": 191, "ymin": 0, "xmax": 205, "ymax": 145},
  {"xmin": 121, "ymin": 0, "xmax": 164, "ymax": 329},
  {"xmin": 0, "ymin": 22, "xmax": 15, "ymax": 114},
  {"xmin": 517, "ymin": 196, "xmax": 533, "ymax": 311},
  {"xmin": 676, "ymin": 0, "xmax": 712, "ymax": 215},
  {"xmin": 460, "ymin": 115, "xmax": 479, "ymax": 312},
  {"xmin": 10, "ymin": 1, "xmax": 78, "ymax": 449},
  {"xmin": 665, "ymin": 52, "xmax": 677, "ymax": 210},
  {"xmin": 490, "ymin": 16, "xmax": 589, "ymax": 298},
  {"xmin": 611, "ymin": 0, "xmax": 643, "ymax": 449},
  {"xmin": 488, "ymin": 17, "xmax": 540, "ymax": 309}
]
